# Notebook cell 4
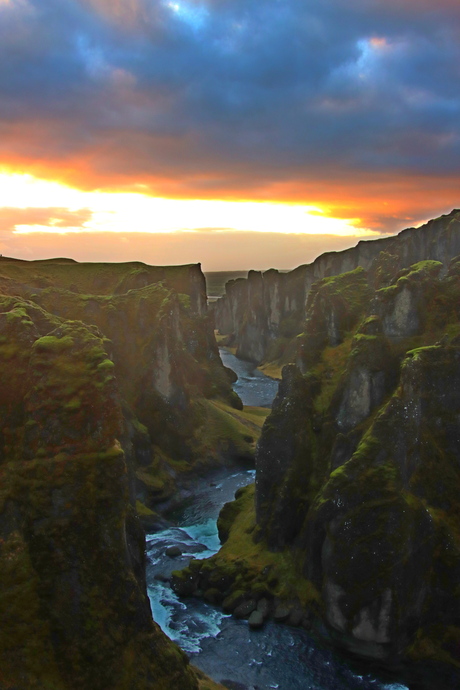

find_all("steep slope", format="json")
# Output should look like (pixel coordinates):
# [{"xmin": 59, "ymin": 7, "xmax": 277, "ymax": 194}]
[
  {"xmin": 0, "ymin": 299, "xmax": 200, "ymax": 690},
  {"xmin": 215, "ymin": 209, "xmax": 460, "ymax": 369},
  {"xmin": 179, "ymin": 254, "xmax": 460, "ymax": 688},
  {"xmin": 0, "ymin": 259, "xmax": 253, "ymax": 519},
  {"xmin": 0, "ymin": 259, "xmax": 260, "ymax": 689}
]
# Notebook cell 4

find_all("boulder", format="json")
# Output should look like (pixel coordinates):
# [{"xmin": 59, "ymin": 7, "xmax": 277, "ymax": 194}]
[
  {"xmin": 165, "ymin": 545, "xmax": 182, "ymax": 558},
  {"xmin": 248, "ymin": 610, "xmax": 265, "ymax": 629},
  {"xmin": 233, "ymin": 599, "xmax": 257, "ymax": 619},
  {"xmin": 273, "ymin": 604, "xmax": 291, "ymax": 622}
]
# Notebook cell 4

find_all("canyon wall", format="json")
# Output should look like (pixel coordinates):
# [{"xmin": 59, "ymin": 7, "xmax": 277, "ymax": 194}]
[
  {"xmin": 0, "ymin": 259, "xmax": 246, "ymax": 689},
  {"xmin": 182, "ymin": 244, "xmax": 460, "ymax": 688},
  {"xmin": 0, "ymin": 259, "xmax": 253, "ymax": 520},
  {"xmin": 215, "ymin": 209, "xmax": 460, "ymax": 366},
  {"xmin": 255, "ymin": 256, "xmax": 460, "ymax": 682},
  {"xmin": 0, "ymin": 298, "xmax": 201, "ymax": 689}
]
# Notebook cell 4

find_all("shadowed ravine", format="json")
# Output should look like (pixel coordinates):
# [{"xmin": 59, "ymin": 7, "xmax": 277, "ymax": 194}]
[{"xmin": 146, "ymin": 353, "xmax": 409, "ymax": 690}]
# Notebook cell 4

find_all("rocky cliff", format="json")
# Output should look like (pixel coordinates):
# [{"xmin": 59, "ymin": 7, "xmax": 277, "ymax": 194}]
[
  {"xmin": 0, "ymin": 259, "xmax": 249, "ymax": 690},
  {"xmin": 215, "ymin": 209, "xmax": 460, "ymax": 369},
  {"xmin": 0, "ymin": 299, "xmax": 203, "ymax": 689},
  {"xmin": 178, "ymin": 251, "xmax": 460, "ymax": 688},
  {"xmin": 0, "ymin": 259, "xmax": 257, "ymax": 519}
]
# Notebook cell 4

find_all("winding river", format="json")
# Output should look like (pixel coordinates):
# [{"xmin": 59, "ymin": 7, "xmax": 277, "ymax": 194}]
[{"xmin": 146, "ymin": 350, "xmax": 408, "ymax": 690}]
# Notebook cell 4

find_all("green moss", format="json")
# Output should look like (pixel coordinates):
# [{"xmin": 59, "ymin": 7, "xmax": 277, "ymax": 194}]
[
  {"xmin": 178, "ymin": 293, "xmax": 191, "ymax": 310},
  {"xmin": 376, "ymin": 283, "xmax": 399, "ymax": 299},
  {"xmin": 34, "ymin": 335, "xmax": 75, "ymax": 352},
  {"xmin": 136, "ymin": 468, "xmax": 168, "ymax": 493},
  {"xmin": 5, "ymin": 307, "xmax": 34, "ymax": 326},
  {"xmin": 191, "ymin": 399, "xmax": 267, "ymax": 461},
  {"xmin": 97, "ymin": 358, "xmax": 115, "ymax": 372},
  {"xmin": 135, "ymin": 499, "xmax": 155, "ymax": 516},
  {"xmin": 200, "ymin": 483, "xmax": 321, "ymax": 608},
  {"xmin": 64, "ymin": 397, "xmax": 82, "ymax": 411},
  {"xmin": 405, "ymin": 344, "xmax": 440, "ymax": 361},
  {"xmin": 351, "ymin": 333, "xmax": 378, "ymax": 345},
  {"xmin": 313, "ymin": 338, "xmax": 352, "ymax": 414},
  {"xmin": 399, "ymin": 260, "xmax": 443, "ymax": 281},
  {"xmin": 132, "ymin": 417, "xmax": 149, "ymax": 435}
]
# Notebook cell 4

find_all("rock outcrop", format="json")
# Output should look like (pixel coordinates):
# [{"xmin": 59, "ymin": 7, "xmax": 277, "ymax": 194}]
[
  {"xmin": 182, "ymin": 251, "xmax": 460, "ymax": 688},
  {"xmin": 0, "ymin": 299, "xmax": 199, "ymax": 689},
  {"xmin": 0, "ymin": 259, "xmax": 255, "ymax": 518},
  {"xmin": 0, "ymin": 259, "xmax": 255, "ymax": 690},
  {"xmin": 215, "ymin": 209, "xmax": 460, "ymax": 368}
]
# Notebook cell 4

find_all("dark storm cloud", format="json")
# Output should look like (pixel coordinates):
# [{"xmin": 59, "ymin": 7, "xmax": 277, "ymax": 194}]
[{"xmin": 1, "ymin": 0, "xmax": 459, "ymax": 219}]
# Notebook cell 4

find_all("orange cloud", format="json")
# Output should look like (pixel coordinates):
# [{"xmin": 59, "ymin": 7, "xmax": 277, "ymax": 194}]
[
  {"xmin": 0, "ymin": 207, "xmax": 93, "ymax": 234},
  {"xmin": 1, "ymin": 0, "xmax": 459, "ymax": 247},
  {"xmin": 1, "ymin": 144, "xmax": 459, "ymax": 238}
]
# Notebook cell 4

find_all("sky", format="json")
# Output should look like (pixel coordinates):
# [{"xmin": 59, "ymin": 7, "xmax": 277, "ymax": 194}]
[{"xmin": 0, "ymin": 0, "xmax": 459, "ymax": 270}]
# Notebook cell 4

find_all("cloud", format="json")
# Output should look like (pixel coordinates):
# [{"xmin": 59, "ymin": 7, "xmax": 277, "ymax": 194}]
[
  {"xmin": 0, "ymin": 207, "xmax": 93, "ymax": 235},
  {"xmin": 0, "ymin": 0, "xmax": 459, "ymax": 231}
]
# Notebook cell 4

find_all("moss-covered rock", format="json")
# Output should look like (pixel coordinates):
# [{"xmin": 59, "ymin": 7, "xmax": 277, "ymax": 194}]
[
  {"xmin": 0, "ymin": 259, "xmax": 261, "ymax": 516},
  {"xmin": 0, "ymin": 259, "xmax": 255, "ymax": 690},
  {"xmin": 0, "ymin": 303, "xmax": 200, "ymax": 690},
  {"xmin": 191, "ymin": 251, "xmax": 460, "ymax": 687},
  {"xmin": 215, "ymin": 209, "xmax": 460, "ymax": 367}
]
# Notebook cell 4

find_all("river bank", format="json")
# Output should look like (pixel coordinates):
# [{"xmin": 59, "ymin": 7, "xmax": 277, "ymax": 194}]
[
  {"xmin": 145, "ymin": 350, "xmax": 409, "ymax": 690},
  {"xmin": 146, "ymin": 466, "xmax": 409, "ymax": 690}
]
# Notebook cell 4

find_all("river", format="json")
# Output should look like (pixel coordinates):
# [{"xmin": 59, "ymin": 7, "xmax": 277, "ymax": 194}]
[
  {"xmin": 219, "ymin": 348, "xmax": 279, "ymax": 407},
  {"xmin": 146, "ymin": 350, "xmax": 408, "ymax": 690}
]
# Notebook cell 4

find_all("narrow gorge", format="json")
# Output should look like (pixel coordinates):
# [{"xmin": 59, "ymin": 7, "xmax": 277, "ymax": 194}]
[
  {"xmin": 1, "ymin": 209, "xmax": 460, "ymax": 689},
  {"xmin": 183, "ymin": 210, "xmax": 460, "ymax": 689}
]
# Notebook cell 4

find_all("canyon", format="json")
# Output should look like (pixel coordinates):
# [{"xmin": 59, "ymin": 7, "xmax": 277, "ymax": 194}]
[
  {"xmin": 182, "ymin": 210, "xmax": 460, "ymax": 689},
  {"xmin": 1, "ymin": 209, "xmax": 460, "ymax": 689}
]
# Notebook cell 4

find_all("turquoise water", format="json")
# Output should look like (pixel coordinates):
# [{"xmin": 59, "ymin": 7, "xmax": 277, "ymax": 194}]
[
  {"xmin": 146, "ymin": 468, "xmax": 408, "ymax": 690},
  {"xmin": 145, "ymin": 352, "xmax": 409, "ymax": 690},
  {"xmin": 219, "ymin": 347, "xmax": 279, "ymax": 407}
]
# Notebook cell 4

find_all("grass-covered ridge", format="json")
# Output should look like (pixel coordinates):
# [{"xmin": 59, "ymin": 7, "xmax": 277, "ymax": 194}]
[{"xmin": 0, "ymin": 257, "xmax": 205, "ymax": 299}]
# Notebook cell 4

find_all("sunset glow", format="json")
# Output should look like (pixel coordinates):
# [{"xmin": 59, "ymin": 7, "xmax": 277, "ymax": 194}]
[
  {"xmin": 0, "ymin": 0, "xmax": 459, "ymax": 269},
  {"xmin": 2, "ymin": 173, "xmax": 370, "ymax": 238}
]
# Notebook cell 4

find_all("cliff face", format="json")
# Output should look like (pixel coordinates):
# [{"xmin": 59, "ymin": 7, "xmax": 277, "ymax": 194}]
[
  {"xmin": 0, "ymin": 259, "xmax": 252, "ymax": 517},
  {"xmin": 0, "ymin": 298, "xmax": 199, "ymax": 690},
  {"xmin": 0, "ymin": 259, "xmax": 256, "ymax": 689},
  {"xmin": 215, "ymin": 209, "xmax": 460, "ymax": 366},
  {"xmin": 181, "ymin": 252, "xmax": 460, "ymax": 687},
  {"xmin": 258, "ymin": 256, "xmax": 460, "ymax": 675}
]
